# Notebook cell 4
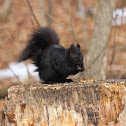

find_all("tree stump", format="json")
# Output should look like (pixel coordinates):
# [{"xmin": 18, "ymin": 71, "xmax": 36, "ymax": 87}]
[{"xmin": 2, "ymin": 79, "xmax": 126, "ymax": 126}]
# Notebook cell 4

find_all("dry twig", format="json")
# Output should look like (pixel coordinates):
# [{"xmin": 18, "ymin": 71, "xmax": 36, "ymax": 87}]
[
  {"xmin": 68, "ymin": 0, "xmax": 77, "ymax": 43},
  {"xmin": 39, "ymin": 0, "xmax": 46, "ymax": 26},
  {"xmin": 25, "ymin": 0, "xmax": 40, "ymax": 27},
  {"xmin": 8, "ymin": 65, "xmax": 22, "ymax": 84}
]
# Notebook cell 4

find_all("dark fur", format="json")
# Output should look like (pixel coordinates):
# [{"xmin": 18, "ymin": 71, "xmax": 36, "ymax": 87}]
[{"xmin": 18, "ymin": 27, "xmax": 84, "ymax": 83}]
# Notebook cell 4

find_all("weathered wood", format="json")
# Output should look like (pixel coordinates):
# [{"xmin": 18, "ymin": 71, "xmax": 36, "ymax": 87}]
[{"xmin": 3, "ymin": 79, "xmax": 126, "ymax": 126}]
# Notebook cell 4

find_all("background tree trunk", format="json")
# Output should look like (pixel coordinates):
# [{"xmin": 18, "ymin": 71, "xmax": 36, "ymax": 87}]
[
  {"xmin": 3, "ymin": 79, "xmax": 126, "ymax": 126},
  {"xmin": 39, "ymin": 0, "xmax": 46, "ymax": 26},
  {"xmin": 83, "ymin": 0, "xmax": 117, "ymax": 79},
  {"xmin": 0, "ymin": 0, "xmax": 12, "ymax": 22},
  {"xmin": 47, "ymin": 0, "xmax": 52, "ymax": 27}
]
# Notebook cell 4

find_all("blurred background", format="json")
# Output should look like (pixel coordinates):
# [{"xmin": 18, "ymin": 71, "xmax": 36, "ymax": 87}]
[{"xmin": 0, "ymin": 0, "xmax": 126, "ymax": 121}]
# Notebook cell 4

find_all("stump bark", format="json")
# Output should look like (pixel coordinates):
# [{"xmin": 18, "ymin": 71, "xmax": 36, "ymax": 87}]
[{"xmin": 2, "ymin": 79, "xmax": 126, "ymax": 126}]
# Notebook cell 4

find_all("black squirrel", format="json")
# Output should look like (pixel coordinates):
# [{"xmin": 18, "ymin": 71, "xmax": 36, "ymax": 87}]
[{"xmin": 18, "ymin": 27, "xmax": 84, "ymax": 83}]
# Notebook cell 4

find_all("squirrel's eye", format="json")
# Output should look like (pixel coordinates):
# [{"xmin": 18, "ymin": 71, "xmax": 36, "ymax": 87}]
[{"xmin": 75, "ymin": 56, "xmax": 77, "ymax": 59}]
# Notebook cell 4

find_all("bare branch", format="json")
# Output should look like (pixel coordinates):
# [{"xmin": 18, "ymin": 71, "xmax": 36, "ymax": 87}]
[
  {"xmin": 39, "ymin": 1, "xmax": 77, "ymax": 35},
  {"xmin": 78, "ymin": 0, "xmax": 88, "ymax": 50},
  {"xmin": 39, "ymin": 0, "xmax": 46, "ymax": 26},
  {"xmin": 42, "ymin": 7, "xmax": 72, "ymax": 32},
  {"xmin": 3, "ymin": 30, "xmax": 18, "ymax": 51},
  {"xmin": 20, "ymin": 32, "xmax": 32, "ymax": 80},
  {"xmin": 25, "ymin": 0, "xmax": 40, "ymax": 27},
  {"xmin": 8, "ymin": 65, "xmax": 22, "ymax": 84},
  {"xmin": 68, "ymin": 0, "xmax": 77, "ymax": 43},
  {"xmin": 0, "ymin": 44, "xmax": 21, "ymax": 84},
  {"xmin": 47, "ymin": 0, "xmax": 52, "ymax": 26}
]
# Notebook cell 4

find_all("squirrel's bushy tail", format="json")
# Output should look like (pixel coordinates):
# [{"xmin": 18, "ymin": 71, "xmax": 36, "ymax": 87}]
[{"xmin": 18, "ymin": 27, "xmax": 60, "ymax": 62}]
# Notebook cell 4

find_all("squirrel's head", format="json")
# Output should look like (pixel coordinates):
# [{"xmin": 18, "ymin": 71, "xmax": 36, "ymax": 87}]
[{"xmin": 67, "ymin": 44, "xmax": 84, "ymax": 72}]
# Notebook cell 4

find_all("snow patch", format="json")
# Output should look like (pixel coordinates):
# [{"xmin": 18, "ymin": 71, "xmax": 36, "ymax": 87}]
[
  {"xmin": 0, "ymin": 62, "xmax": 39, "ymax": 81},
  {"xmin": 112, "ymin": 8, "xmax": 126, "ymax": 25}
]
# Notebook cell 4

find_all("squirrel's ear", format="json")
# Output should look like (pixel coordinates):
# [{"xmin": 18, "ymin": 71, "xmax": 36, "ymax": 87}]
[
  {"xmin": 69, "ymin": 44, "xmax": 75, "ymax": 53},
  {"xmin": 77, "ymin": 43, "xmax": 80, "ymax": 50},
  {"xmin": 67, "ymin": 44, "xmax": 75, "ymax": 56}
]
